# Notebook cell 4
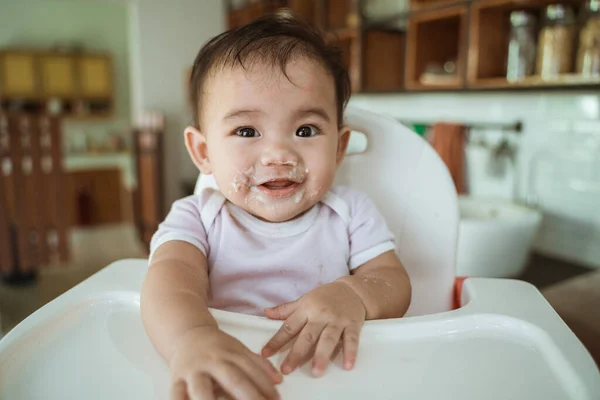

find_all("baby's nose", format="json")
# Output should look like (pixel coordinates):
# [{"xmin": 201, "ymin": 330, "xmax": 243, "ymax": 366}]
[{"xmin": 260, "ymin": 145, "xmax": 299, "ymax": 167}]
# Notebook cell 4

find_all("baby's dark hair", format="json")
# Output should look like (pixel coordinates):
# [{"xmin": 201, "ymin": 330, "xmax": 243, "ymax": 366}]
[{"xmin": 189, "ymin": 13, "xmax": 351, "ymax": 128}]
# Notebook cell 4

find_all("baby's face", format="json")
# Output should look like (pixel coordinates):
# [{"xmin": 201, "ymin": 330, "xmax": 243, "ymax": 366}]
[{"xmin": 188, "ymin": 58, "xmax": 349, "ymax": 222}]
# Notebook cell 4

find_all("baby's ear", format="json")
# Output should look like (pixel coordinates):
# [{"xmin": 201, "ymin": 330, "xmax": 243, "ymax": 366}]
[
  {"xmin": 184, "ymin": 126, "xmax": 212, "ymax": 174},
  {"xmin": 336, "ymin": 126, "xmax": 351, "ymax": 166}
]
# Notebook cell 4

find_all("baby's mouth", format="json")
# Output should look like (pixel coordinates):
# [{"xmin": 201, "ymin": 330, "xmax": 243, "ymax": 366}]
[{"xmin": 256, "ymin": 179, "xmax": 301, "ymax": 198}]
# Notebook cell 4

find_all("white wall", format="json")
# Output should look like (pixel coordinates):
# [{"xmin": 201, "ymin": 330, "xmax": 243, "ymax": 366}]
[
  {"xmin": 350, "ymin": 92, "xmax": 600, "ymax": 268},
  {"xmin": 127, "ymin": 0, "xmax": 225, "ymax": 207}
]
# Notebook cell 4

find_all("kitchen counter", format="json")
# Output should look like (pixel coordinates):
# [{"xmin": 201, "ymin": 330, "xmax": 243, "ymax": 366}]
[{"xmin": 63, "ymin": 153, "xmax": 136, "ymax": 190}]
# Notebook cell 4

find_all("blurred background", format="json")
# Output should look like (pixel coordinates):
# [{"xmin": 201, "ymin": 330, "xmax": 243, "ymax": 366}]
[{"xmin": 0, "ymin": 0, "xmax": 598, "ymax": 363}]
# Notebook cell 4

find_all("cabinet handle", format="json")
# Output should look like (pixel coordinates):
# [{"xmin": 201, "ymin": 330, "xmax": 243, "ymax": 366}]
[
  {"xmin": 47, "ymin": 229, "xmax": 60, "ymax": 264},
  {"xmin": 41, "ymin": 156, "xmax": 53, "ymax": 173},
  {"xmin": 40, "ymin": 132, "xmax": 52, "ymax": 149},
  {"xmin": 1, "ymin": 157, "xmax": 12, "ymax": 176},
  {"xmin": 22, "ymin": 156, "xmax": 33, "ymax": 175}
]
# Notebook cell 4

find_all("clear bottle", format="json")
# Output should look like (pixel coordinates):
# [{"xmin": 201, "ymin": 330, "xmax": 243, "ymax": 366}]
[
  {"xmin": 536, "ymin": 4, "xmax": 577, "ymax": 78},
  {"xmin": 576, "ymin": 0, "xmax": 600, "ymax": 76},
  {"xmin": 506, "ymin": 11, "xmax": 538, "ymax": 81}
]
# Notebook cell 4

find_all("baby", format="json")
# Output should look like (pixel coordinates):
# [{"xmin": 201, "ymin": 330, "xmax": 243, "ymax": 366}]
[{"xmin": 141, "ymin": 15, "xmax": 411, "ymax": 400}]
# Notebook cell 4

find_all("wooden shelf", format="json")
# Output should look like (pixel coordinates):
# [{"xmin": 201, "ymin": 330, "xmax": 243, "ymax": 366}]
[
  {"xmin": 365, "ymin": 0, "xmax": 474, "ymax": 29},
  {"xmin": 228, "ymin": 0, "xmax": 287, "ymax": 29},
  {"xmin": 325, "ymin": 27, "xmax": 357, "ymax": 42},
  {"xmin": 0, "ymin": 49, "xmax": 114, "ymax": 119},
  {"xmin": 223, "ymin": 0, "xmax": 598, "ymax": 94},
  {"xmin": 471, "ymin": 74, "xmax": 600, "ymax": 89},
  {"xmin": 410, "ymin": 0, "xmax": 467, "ymax": 11},
  {"xmin": 63, "ymin": 113, "xmax": 114, "ymax": 122},
  {"xmin": 405, "ymin": 5, "xmax": 468, "ymax": 90},
  {"xmin": 335, "ymin": 37, "xmax": 353, "ymax": 74},
  {"xmin": 468, "ymin": 0, "xmax": 587, "ymax": 86},
  {"xmin": 325, "ymin": 0, "xmax": 355, "ymax": 30},
  {"xmin": 411, "ymin": 80, "xmax": 463, "ymax": 90},
  {"xmin": 287, "ymin": 0, "xmax": 317, "ymax": 25},
  {"xmin": 363, "ymin": 29, "xmax": 405, "ymax": 92}
]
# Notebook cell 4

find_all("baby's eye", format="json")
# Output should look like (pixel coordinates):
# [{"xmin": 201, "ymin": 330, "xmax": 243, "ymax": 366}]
[
  {"xmin": 296, "ymin": 125, "xmax": 318, "ymax": 138},
  {"xmin": 235, "ymin": 127, "xmax": 259, "ymax": 138}
]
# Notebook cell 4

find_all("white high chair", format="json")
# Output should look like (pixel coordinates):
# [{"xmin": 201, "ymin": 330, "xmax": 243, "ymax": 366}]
[{"xmin": 0, "ymin": 106, "xmax": 598, "ymax": 400}]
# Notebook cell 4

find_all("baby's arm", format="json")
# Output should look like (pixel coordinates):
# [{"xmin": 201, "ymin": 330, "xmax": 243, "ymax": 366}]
[
  {"xmin": 262, "ymin": 250, "xmax": 409, "ymax": 376},
  {"xmin": 141, "ymin": 241, "xmax": 216, "ymax": 359},
  {"xmin": 141, "ymin": 241, "xmax": 281, "ymax": 400},
  {"xmin": 338, "ymin": 249, "xmax": 411, "ymax": 320}
]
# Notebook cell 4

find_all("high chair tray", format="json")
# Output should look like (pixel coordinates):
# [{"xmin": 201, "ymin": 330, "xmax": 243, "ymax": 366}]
[{"xmin": 0, "ymin": 259, "xmax": 598, "ymax": 400}]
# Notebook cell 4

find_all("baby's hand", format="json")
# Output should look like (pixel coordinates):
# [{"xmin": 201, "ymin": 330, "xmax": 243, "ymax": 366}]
[
  {"xmin": 261, "ymin": 282, "xmax": 366, "ymax": 377},
  {"xmin": 170, "ymin": 326, "xmax": 282, "ymax": 400}
]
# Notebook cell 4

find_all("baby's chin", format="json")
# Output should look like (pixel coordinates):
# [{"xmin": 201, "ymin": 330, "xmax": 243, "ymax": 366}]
[
  {"xmin": 224, "ymin": 181, "xmax": 329, "ymax": 222},
  {"xmin": 226, "ymin": 188, "xmax": 323, "ymax": 222},
  {"xmin": 244, "ymin": 199, "xmax": 316, "ymax": 223}
]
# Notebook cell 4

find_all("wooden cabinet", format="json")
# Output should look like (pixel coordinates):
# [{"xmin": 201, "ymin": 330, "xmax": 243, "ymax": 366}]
[
  {"xmin": 225, "ymin": 1, "xmax": 408, "ymax": 93},
  {"xmin": 228, "ymin": 0, "xmax": 286, "ymax": 29},
  {"xmin": 0, "ymin": 164, "xmax": 12, "ymax": 275},
  {"xmin": 39, "ymin": 54, "xmax": 76, "ymax": 98},
  {"xmin": 468, "ymin": 0, "xmax": 600, "ymax": 89},
  {"xmin": 133, "ymin": 127, "xmax": 164, "ymax": 252},
  {"xmin": 78, "ymin": 55, "xmax": 112, "ymax": 99},
  {"xmin": 287, "ymin": 0, "xmax": 317, "ymax": 24},
  {"xmin": 0, "ymin": 49, "xmax": 114, "ymax": 118},
  {"xmin": 405, "ymin": 5, "xmax": 467, "ymax": 90},
  {"xmin": 410, "ymin": 0, "xmax": 463, "ymax": 11},
  {"xmin": 326, "ymin": 0, "xmax": 354, "ymax": 30},
  {"xmin": 0, "ymin": 52, "xmax": 38, "ymax": 99},
  {"xmin": 0, "ymin": 113, "xmax": 69, "ymax": 277},
  {"xmin": 66, "ymin": 169, "xmax": 123, "ymax": 226},
  {"xmin": 363, "ymin": 29, "xmax": 405, "ymax": 92},
  {"xmin": 224, "ymin": 0, "xmax": 600, "ymax": 92}
]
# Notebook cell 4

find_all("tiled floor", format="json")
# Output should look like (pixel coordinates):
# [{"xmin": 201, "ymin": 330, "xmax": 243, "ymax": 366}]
[{"xmin": 0, "ymin": 223, "xmax": 147, "ymax": 334}]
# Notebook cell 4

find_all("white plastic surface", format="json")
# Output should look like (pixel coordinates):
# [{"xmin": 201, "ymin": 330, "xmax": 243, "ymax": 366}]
[
  {"xmin": 1, "ymin": 260, "xmax": 598, "ymax": 400},
  {"xmin": 457, "ymin": 196, "xmax": 543, "ymax": 277},
  {"xmin": 196, "ymin": 106, "xmax": 459, "ymax": 316}
]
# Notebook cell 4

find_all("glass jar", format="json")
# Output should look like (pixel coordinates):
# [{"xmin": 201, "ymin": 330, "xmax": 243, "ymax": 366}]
[
  {"xmin": 506, "ymin": 11, "xmax": 537, "ymax": 81},
  {"xmin": 576, "ymin": 0, "xmax": 600, "ymax": 76},
  {"xmin": 536, "ymin": 4, "xmax": 577, "ymax": 78}
]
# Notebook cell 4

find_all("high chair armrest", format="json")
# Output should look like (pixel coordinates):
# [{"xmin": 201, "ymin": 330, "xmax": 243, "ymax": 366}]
[
  {"xmin": 453, "ymin": 277, "xmax": 600, "ymax": 397},
  {"xmin": 453, "ymin": 276, "xmax": 468, "ymax": 309}
]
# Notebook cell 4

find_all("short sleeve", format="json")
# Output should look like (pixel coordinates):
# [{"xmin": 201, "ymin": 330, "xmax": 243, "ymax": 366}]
[
  {"xmin": 149, "ymin": 196, "xmax": 209, "ymax": 262},
  {"xmin": 348, "ymin": 195, "xmax": 396, "ymax": 270}
]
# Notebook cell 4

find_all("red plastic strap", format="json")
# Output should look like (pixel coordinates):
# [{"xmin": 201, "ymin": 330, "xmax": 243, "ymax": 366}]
[{"xmin": 454, "ymin": 276, "xmax": 468, "ymax": 309}]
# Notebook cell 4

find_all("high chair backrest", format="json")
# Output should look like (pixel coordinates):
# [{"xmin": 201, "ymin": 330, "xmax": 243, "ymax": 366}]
[{"xmin": 195, "ymin": 106, "xmax": 458, "ymax": 316}]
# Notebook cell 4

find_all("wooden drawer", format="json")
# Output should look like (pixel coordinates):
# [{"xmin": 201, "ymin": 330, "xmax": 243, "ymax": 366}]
[
  {"xmin": 0, "ymin": 51, "xmax": 39, "ymax": 99},
  {"xmin": 66, "ymin": 169, "xmax": 122, "ymax": 226},
  {"xmin": 77, "ymin": 55, "xmax": 112, "ymax": 99},
  {"xmin": 39, "ymin": 54, "xmax": 77, "ymax": 98}
]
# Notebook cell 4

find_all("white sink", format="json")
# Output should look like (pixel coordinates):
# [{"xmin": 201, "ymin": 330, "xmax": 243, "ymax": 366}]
[{"xmin": 457, "ymin": 196, "xmax": 542, "ymax": 278}]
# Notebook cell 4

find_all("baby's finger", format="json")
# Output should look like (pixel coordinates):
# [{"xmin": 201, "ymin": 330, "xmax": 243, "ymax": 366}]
[
  {"xmin": 170, "ymin": 379, "xmax": 190, "ymax": 400},
  {"xmin": 262, "ymin": 313, "xmax": 306, "ymax": 358},
  {"xmin": 312, "ymin": 324, "xmax": 344, "ymax": 377},
  {"xmin": 188, "ymin": 373, "xmax": 215, "ymax": 400},
  {"xmin": 280, "ymin": 322, "xmax": 325, "ymax": 374},
  {"xmin": 264, "ymin": 300, "xmax": 299, "ymax": 320},
  {"xmin": 212, "ymin": 363, "xmax": 267, "ymax": 400},
  {"xmin": 235, "ymin": 354, "xmax": 281, "ymax": 399},
  {"xmin": 342, "ymin": 325, "xmax": 362, "ymax": 370},
  {"xmin": 249, "ymin": 352, "xmax": 283, "ymax": 384}
]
